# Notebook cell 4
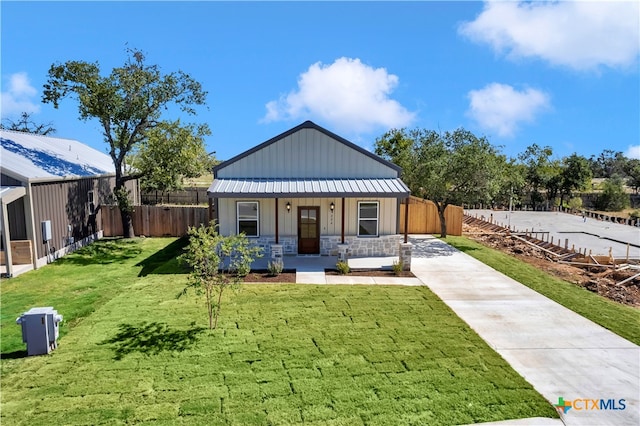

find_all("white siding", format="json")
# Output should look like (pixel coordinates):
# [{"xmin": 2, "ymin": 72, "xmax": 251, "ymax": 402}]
[
  {"xmin": 217, "ymin": 128, "xmax": 397, "ymax": 179},
  {"xmin": 217, "ymin": 197, "xmax": 398, "ymax": 237}
]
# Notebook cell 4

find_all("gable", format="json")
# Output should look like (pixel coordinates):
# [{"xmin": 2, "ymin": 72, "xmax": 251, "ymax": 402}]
[
  {"xmin": 215, "ymin": 121, "xmax": 400, "ymax": 179},
  {"xmin": 0, "ymin": 130, "xmax": 114, "ymax": 181}
]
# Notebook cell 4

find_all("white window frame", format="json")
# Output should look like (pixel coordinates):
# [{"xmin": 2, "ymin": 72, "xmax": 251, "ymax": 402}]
[
  {"xmin": 87, "ymin": 190, "xmax": 95, "ymax": 215},
  {"xmin": 357, "ymin": 201, "xmax": 379, "ymax": 237},
  {"xmin": 237, "ymin": 201, "xmax": 259, "ymax": 237}
]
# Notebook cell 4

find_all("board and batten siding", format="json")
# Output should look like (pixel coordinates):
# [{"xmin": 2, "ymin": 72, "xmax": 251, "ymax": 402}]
[
  {"xmin": 29, "ymin": 176, "xmax": 125, "ymax": 259},
  {"xmin": 217, "ymin": 197, "xmax": 398, "ymax": 237},
  {"xmin": 216, "ymin": 128, "xmax": 398, "ymax": 179}
]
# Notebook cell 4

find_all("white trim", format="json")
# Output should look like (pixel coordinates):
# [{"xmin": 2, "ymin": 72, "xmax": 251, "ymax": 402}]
[
  {"xmin": 236, "ymin": 201, "xmax": 259, "ymax": 237},
  {"xmin": 357, "ymin": 201, "xmax": 379, "ymax": 237}
]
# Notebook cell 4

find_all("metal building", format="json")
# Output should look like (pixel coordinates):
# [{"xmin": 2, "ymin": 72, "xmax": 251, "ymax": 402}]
[
  {"xmin": 0, "ymin": 130, "xmax": 139, "ymax": 277},
  {"xmin": 209, "ymin": 121, "xmax": 411, "ymax": 257}
]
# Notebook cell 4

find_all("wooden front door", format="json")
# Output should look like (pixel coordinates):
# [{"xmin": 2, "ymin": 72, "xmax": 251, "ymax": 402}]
[{"xmin": 298, "ymin": 206, "xmax": 320, "ymax": 254}]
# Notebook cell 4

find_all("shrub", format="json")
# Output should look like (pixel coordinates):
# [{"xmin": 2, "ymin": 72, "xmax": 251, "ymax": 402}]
[
  {"xmin": 392, "ymin": 260, "xmax": 403, "ymax": 276},
  {"xmin": 336, "ymin": 261, "xmax": 350, "ymax": 275},
  {"xmin": 596, "ymin": 177, "xmax": 630, "ymax": 211},
  {"xmin": 267, "ymin": 260, "xmax": 284, "ymax": 276},
  {"xmin": 630, "ymin": 210, "xmax": 640, "ymax": 220}
]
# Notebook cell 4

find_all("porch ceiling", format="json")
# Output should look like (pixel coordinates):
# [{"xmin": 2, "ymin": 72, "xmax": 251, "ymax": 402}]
[{"xmin": 208, "ymin": 178, "xmax": 410, "ymax": 198}]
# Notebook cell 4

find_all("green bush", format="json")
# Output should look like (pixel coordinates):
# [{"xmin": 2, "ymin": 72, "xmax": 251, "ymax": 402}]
[
  {"xmin": 596, "ymin": 177, "xmax": 630, "ymax": 211},
  {"xmin": 267, "ymin": 260, "xmax": 284, "ymax": 276},
  {"xmin": 336, "ymin": 261, "xmax": 350, "ymax": 275},
  {"xmin": 392, "ymin": 260, "xmax": 404, "ymax": 276}
]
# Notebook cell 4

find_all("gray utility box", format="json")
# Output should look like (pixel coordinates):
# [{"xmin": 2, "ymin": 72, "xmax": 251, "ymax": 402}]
[{"xmin": 16, "ymin": 307, "xmax": 63, "ymax": 356}]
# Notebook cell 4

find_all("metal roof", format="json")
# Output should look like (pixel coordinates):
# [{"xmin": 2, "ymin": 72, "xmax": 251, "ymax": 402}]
[
  {"xmin": 0, "ymin": 130, "xmax": 114, "ymax": 181},
  {"xmin": 208, "ymin": 178, "xmax": 410, "ymax": 198}
]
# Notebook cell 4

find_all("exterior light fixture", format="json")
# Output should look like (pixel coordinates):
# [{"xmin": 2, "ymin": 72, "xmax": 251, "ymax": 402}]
[
  {"xmin": 286, "ymin": 202, "xmax": 291, "ymax": 212},
  {"xmin": 330, "ymin": 202, "xmax": 335, "ymax": 212}
]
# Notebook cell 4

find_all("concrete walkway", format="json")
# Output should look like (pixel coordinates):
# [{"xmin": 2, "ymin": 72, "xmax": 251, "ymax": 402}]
[
  {"xmin": 259, "ymin": 236, "xmax": 639, "ymax": 424},
  {"xmin": 410, "ymin": 237, "xmax": 639, "ymax": 426}
]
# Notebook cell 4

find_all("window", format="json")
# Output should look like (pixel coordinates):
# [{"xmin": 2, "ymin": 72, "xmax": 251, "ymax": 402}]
[
  {"xmin": 358, "ymin": 201, "xmax": 379, "ymax": 236},
  {"xmin": 237, "ymin": 201, "xmax": 259, "ymax": 237},
  {"xmin": 87, "ymin": 191, "xmax": 95, "ymax": 215}
]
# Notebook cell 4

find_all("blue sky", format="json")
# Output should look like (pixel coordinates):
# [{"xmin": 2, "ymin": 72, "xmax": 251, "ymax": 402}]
[{"xmin": 2, "ymin": 1, "xmax": 639, "ymax": 163}]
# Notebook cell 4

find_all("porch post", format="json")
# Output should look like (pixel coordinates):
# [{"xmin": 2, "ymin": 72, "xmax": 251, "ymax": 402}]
[
  {"xmin": 404, "ymin": 197, "xmax": 409, "ymax": 243},
  {"xmin": 1, "ymin": 202, "xmax": 13, "ymax": 277},
  {"xmin": 275, "ymin": 198, "xmax": 279, "ymax": 244},
  {"xmin": 341, "ymin": 197, "xmax": 345, "ymax": 244}
]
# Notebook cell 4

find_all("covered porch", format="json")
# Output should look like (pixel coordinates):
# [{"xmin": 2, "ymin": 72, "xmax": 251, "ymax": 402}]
[{"xmin": 209, "ymin": 177, "xmax": 412, "ymax": 259}]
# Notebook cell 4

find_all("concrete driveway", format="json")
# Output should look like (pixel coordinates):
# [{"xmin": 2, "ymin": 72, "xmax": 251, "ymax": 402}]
[
  {"xmin": 410, "ymin": 236, "xmax": 639, "ymax": 426},
  {"xmin": 467, "ymin": 209, "xmax": 640, "ymax": 258}
]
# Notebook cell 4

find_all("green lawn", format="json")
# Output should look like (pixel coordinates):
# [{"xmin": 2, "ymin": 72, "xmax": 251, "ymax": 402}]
[
  {"xmin": 1, "ymin": 238, "xmax": 557, "ymax": 425},
  {"xmin": 444, "ymin": 236, "xmax": 640, "ymax": 345}
]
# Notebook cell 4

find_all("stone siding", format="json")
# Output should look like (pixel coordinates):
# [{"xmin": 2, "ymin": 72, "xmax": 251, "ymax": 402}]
[{"xmin": 252, "ymin": 234, "xmax": 402, "ymax": 257}]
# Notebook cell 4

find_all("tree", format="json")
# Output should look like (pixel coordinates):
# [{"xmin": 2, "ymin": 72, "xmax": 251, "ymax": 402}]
[
  {"xmin": 543, "ymin": 159, "xmax": 563, "ymax": 206},
  {"xmin": 518, "ymin": 144, "xmax": 554, "ymax": 210},
  {"xmin": 130, "ymin": 120, "xmax": 213, "ymax": 196},
  {"xmin": 1, "ymin": 112, "xmax": 56, "ymax": 135},
  {"xmin": 493, "ymin": 158, "xmax": 527, "ymax": 209},
  {"xmin": 588, "ymin": 149, "xmax": 628, "ymax": 178},
  {"xmin": 559, "ymin": 154, "xmax": 592, "ymax": 205},
  {"xmin": 596, "ymin": 176, "xmax": 630, "ymax": 212},
  {"xmin": 178, "ymin": 223, "xmax": 263, "ymax": 330},
  {"xmin": 375, "ymin": 128, "xmax": 503, "ymax": 237},
  {"xmin": 42, "ymin": 49, "xmax": 207, "ymax": 237},
  {"xmin": 624, "ymin": 159, "xmax": 640, "ymax": 193}
]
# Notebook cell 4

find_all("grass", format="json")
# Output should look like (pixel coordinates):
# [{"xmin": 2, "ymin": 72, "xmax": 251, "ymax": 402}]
[
  {"xmin": 444, "ymin": 235, "xmax": 640, "ymax": 345},
  {"xmin": 1, "ymin": 238, "xmax": 558, "ymax": 425}
]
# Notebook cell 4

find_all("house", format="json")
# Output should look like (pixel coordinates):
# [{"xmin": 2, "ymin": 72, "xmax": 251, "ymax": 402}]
[
  {"xmin": 208, "ymin": 121, "xmax": 411, "ymax": 261},
  {"xmin": 0, "ymin": 130, "xmax": 139, "ymax": 277}
]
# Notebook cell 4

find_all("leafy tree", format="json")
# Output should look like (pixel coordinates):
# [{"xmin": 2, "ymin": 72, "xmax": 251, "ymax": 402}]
[
  {"xmin": 624, "ymin": 159, "xmax": 640, "ymax": 193},
  {"xmin": 130, "ymin": 120, "xmax": 213, "ymax": 196},
  {"xmin": 42, "ymin": 49, "xmax": 207, "ymax": 237},
  {"xmin": 518, "ymin": 144, "xmax": 554, "ymax": 210},
  {"xmin": 178, "ymin": 223, "xmax": 263, "ymax": 330},
  {"xmin": 596, "ymin": 176, "xmax": 630, "ymax": 211},
  {"xmin": 375, "ymin": 128, "xmax": 503, "ymax": 237},
  {"xmin": 493, "ymin": 159, "xmax": 527, "ymax": 208},
  {"xmin": 559, "ymin": 154, "xmax": 592, "ymax": 204},
  {"xmin": 588, "ymin": 149, "xmax": 628, "ymax": 178},
  {"xmin": 543, "ymin": 159, "xmax": 563, "ymax": 206},
  {"xmin": 1, "ymin": 112, "xmax": 56, "ymax": 135}
]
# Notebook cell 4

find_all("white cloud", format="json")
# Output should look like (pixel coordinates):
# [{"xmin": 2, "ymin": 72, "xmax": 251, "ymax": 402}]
[
  {"xmin": 626, "ymin": 145, "xmax": 640, "ymax": 160},
  {"xmin": 262, "ymin": 57, "xmax": 416, "ymax": 134},
  {"xmin": 1, "ymin": 72, "xmax": 41, "ymax": 116},
  {"xmin": 467, "ymin": 83, "xmax": 550, "ymax": 137},
  {"xmin": 459, "ymin": 1, "xmax": 640, "ymax": 71}
]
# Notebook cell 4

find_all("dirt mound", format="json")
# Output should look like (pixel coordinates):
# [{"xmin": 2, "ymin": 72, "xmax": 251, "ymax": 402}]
[{"xmin": 463, "ymin": 222, "xmax": 640, "ymax": 308}]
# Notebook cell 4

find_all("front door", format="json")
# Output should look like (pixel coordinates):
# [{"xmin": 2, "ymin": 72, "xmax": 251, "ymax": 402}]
[{"xmin": 298, "ymin": 206, "xmax": 320, "ymax": 254}]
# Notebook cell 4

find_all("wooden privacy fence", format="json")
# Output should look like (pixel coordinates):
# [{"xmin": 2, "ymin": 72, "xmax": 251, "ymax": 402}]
[
  {"xmin": 102, "ymin": 205, "xmax": 210, "ymax": 237},
  {"xmin": 141, "ymin": 188, "xmax": 209, "ymax": 205},
  {"xmin": 400, "ymin": 197, "xmax": 463, "ymax": 236}
]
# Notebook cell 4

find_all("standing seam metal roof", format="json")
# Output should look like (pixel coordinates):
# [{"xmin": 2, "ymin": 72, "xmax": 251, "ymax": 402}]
[
  {"xmin": 0, "ymin": 130, "xmax": 114, "ymax": 181},
  {"xmin": 208, "ymin": 178, "xmax": 410, "ymax": 198}
]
